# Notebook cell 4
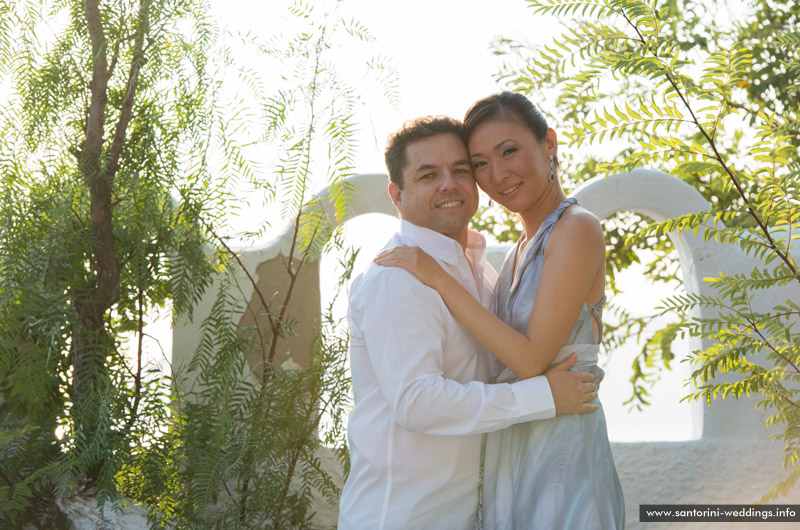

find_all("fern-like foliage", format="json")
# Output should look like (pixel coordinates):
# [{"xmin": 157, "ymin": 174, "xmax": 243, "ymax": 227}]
[
  {"xmin": 1, "ymin": 0, "xmax": 252, "ymax": 527},
  {"xmin": 112, "ymin": 3, "xmax": 388, "ymax": 528},
  {"xmin": 512, "ymin": 0, "xmax": 800, "ymax": 500},
  {"xmin": 130, "ymin": 247, "xmax": 354, "ymax": 529}
]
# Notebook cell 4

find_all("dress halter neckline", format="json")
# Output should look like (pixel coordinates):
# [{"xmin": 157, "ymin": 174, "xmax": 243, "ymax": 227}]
[{"xmin": 509, "ymin": 197, "xmax": 577, "ymax": 295}]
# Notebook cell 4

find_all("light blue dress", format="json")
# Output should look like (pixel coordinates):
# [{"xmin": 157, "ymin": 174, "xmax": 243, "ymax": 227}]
[{"xmin": 483, "ymin": 198, "xmax": 625, "ymax": 529}]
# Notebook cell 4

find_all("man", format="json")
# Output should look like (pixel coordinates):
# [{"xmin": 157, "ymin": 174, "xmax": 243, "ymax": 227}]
[{"xmin": 338, "ymin": 116, "xmax": 596, "ymax": 529}]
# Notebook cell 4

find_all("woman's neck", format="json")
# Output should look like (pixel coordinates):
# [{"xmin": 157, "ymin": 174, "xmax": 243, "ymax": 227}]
[{"xmin": 518, "ymin": 187, "xmax": 567, "ymax": 242}]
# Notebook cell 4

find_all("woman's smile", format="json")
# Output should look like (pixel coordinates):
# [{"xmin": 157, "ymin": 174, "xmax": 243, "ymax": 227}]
[{"xmin": 498, "ymin": 182, "xmax": 522, "ymax": 196}]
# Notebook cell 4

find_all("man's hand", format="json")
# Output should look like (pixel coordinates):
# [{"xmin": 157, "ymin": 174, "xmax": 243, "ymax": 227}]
[{"xmin": 545, "ymin": 353, "xmax": 598, "ymax": 415}]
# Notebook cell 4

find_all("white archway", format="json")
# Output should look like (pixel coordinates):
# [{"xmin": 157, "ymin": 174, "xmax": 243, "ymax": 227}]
[{"xmin": 174, "ymin": 170, "xmax": 800, "ymax": 528}]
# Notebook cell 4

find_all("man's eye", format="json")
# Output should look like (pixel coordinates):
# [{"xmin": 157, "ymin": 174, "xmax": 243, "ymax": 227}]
[{"xmin": 420, "ymin": 173, "xmax": 434, "ymax": 180}]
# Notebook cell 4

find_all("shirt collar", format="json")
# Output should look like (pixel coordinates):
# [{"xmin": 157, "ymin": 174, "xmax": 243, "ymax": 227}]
[{"xmin": 399, "ymin": 220, "xmax": 487, "ymax": 267}]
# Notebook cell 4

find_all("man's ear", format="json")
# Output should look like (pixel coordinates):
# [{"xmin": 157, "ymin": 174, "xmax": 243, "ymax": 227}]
[{"xmin": 389, "ymin": 182, "xmax": 402, "ymax": 210}]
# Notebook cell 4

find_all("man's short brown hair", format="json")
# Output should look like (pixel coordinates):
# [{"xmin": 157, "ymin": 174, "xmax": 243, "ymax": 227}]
[{"xmin": 384, "ymin": 116, "xmax": 464, "ymax": 189}]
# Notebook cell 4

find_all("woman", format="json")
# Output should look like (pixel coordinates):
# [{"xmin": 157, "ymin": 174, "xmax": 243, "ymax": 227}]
[{"xmin": 374, "ymin": 92, "xmax": 624, "ymax": 529}]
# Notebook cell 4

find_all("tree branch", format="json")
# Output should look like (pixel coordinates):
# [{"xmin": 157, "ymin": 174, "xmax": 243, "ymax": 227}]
[
  {"xmin": 264, "ymin": 29, "xmax": 327, "ymax": 372},
  {"xmin": 106, "ymin": 9, "xmax": 129, "ymax": 80},
  {"xmin": 82, "ymin": 0, "xmax": 109, "ymax": 164},
  {"xmin": 621, "ymin": 7, "xmax": 800, "ymax": 280},
  {"xmin": 80, "ymin": 0, "xmax": 120, "ymax": 315},
  {"xmin": 106, "ymin": 0, "xmax": 149, "ymax": 181},
  {"xmin": 126, "ymin": 286, "xmax": 145, "ymax": 431}
]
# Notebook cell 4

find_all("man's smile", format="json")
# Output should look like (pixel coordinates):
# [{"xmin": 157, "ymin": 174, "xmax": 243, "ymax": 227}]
[{"xmin": 436, "ymin": 200, "xmax": 464, "ymax": 209}]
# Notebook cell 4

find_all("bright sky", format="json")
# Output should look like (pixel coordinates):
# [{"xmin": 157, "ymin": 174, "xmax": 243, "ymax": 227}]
[
  {"xmin": 210, "ymin": 0, "xmax": 565, "ymax": 244},
  {"xmin": 218, "ymin": 0, "xmax": 556, "ymax": 172}
]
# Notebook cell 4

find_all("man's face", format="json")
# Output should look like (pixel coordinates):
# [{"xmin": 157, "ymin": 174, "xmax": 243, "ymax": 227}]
[{"xmin": 389, "ymin": 133, "xmax": 479, "ymax": 244}]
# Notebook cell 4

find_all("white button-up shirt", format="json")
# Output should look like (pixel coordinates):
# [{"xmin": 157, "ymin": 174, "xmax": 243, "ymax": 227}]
[{"xmin": 338, "ymin": 221, "xmax": 555, "ymax": 530}]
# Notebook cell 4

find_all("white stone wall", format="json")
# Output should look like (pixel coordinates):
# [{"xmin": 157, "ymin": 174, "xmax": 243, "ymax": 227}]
[{"xmin": 173, "ymin": 170, "xmax": 800, "ymax": 529}]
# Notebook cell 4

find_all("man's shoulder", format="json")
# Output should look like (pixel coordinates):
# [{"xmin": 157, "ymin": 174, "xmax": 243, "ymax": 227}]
[
  {"xmin": 351, "ymin": 233, "xmax": 412, "ymax": 287},
  {"xmin": 351, "ymin": 260, "xmax": 423, "ymax": 299},
  {"xmin": 350, "ymin": 262, "xmax": 443, "ymax": 321}
]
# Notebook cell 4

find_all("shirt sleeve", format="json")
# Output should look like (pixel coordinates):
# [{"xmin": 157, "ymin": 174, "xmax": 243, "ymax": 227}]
[{"xmin": 352, "ymin": 267, "xmax": 555, "ymax": 435}]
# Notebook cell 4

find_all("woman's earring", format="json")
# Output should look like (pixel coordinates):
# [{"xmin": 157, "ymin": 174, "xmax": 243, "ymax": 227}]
[
  {"xmin": 548, "ymin": 155, "xmax": 555, "ymax": 182},
  {"xmin": 488, "ymin": 198, "xmax": 493, "ymax": 207}
]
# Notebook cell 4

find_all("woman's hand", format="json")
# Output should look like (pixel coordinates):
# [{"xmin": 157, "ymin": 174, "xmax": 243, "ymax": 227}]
[{"xmin": 374, "ymin": 245, "xmax": 447, "ymax": 291}]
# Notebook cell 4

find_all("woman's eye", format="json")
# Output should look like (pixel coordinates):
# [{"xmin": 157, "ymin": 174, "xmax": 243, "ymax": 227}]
[
  {"xmin": 503, "ymin": 147, "xmax": 517, "ymax": 156},
  {"xmin": 472, "ymin": 161, "xmax": 486, "ymax": 169}
]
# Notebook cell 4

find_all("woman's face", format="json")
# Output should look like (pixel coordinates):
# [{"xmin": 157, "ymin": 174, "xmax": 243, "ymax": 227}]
[{"xmin": 467, "ymin": 117, "xmax": 557, "ymax": 215}]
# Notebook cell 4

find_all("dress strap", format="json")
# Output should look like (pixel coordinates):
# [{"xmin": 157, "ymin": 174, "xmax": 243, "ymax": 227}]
[
  {"xmin": 507, "ymin": 197, "xmax": 577, "ymax": 297},
  {"xmin": 585, "ymin": 295, "xmax": 606, "ymax": 341}
]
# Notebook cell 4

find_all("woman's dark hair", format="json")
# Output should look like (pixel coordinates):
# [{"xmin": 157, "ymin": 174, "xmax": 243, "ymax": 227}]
[{"xmin": 463, "ymin": 91, "xmax": 549, "ymax": 146}]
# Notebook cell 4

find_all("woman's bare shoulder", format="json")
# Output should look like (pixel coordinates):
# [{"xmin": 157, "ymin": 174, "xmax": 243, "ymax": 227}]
[{"xmin": 555, "ymin": 203, "xmax": 603, "ymax": 239}]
